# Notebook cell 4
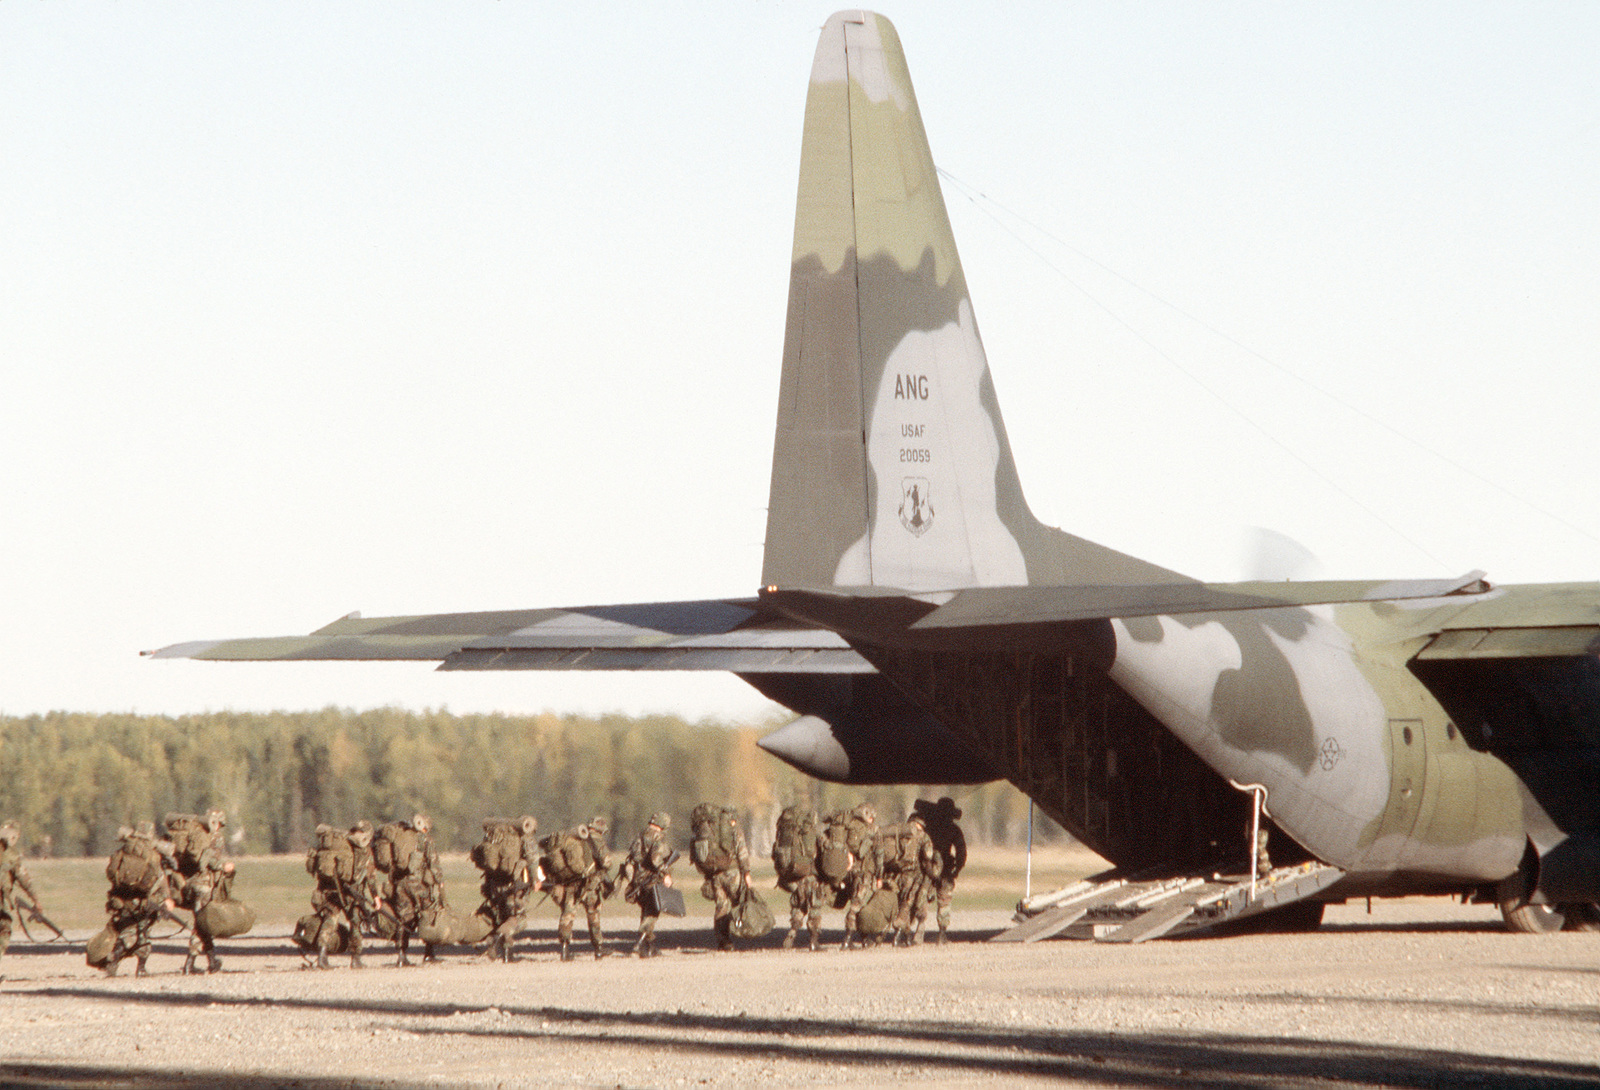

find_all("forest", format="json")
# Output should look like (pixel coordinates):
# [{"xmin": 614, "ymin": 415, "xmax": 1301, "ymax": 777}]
[{"xmin": 0, "ymin": 709, "xmax": 1064, "ymax": 857}]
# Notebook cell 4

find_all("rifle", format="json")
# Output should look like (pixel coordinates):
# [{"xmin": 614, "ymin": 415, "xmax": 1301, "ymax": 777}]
[{"xmin": 15, "ymin": 895, "xmax": 65, "ymax": 943}]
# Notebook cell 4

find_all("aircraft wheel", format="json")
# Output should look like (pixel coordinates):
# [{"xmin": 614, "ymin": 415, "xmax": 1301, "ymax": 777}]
[
  {"xmin": 1561, "ymin": 903, "xmax": 1600, "ymax": 932},
  {"xmin": 1501, "ymin": 900, "xmax": 1566, "ymax": 933},
  {"xmin": 1267, "ymin": 900, "xmax": 1325, "ymax": 932}
]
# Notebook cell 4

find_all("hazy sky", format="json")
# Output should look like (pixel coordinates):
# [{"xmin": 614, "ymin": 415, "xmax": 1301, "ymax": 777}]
[{"xmin": 4, "ymin": 3, "xmax": 1596, "ymax": 722}]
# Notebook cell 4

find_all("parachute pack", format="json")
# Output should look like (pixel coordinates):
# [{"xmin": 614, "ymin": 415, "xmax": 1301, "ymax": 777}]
[
  {"xmin": 307, "ymin": 824, "xmax": 356, "ymax": 884},
  {"xmin": 816, "ymin": 815, "xmax": 853, "ymax": 884},
  {"xmin": 105, "ymin": 838, "xmax": 162, "ymax": 896},
  {"xmin": 471, "ymin": 818, "xmax": 523, "ymax": 881},
  {"xmin": 164, "ymin": 812, "xmax": 211, "ymax": 870},
  {"xmin": 539, "ymin": 829, "xmax": 591, "ymax": 884},
  {"xmin": 372, "ymin": 822, "xmax": 420, "ymax": 877},
  {"xmin": 690, "ymin": 803, "xmax": 738, "ymax": 875},
  {"xmin": 771, "ymin": 805, "xmax": 817, "ymax": 886}
]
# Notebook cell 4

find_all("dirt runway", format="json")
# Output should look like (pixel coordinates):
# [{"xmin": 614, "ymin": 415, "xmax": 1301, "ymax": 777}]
[{"xmin": 2, "ymin": 899, "xmax": 1597, "ymax": 1088}]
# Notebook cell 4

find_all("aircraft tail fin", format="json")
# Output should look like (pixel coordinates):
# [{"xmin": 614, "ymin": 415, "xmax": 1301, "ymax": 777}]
[{"xmin": 761, "ymin": 12, "xmax": 1188, "ymax": 593}]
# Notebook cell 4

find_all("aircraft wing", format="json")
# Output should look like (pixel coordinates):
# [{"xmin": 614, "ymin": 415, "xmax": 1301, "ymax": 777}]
[{"xmin": 145, "ymin": 598, "xmax": 874, "ymax": 674}]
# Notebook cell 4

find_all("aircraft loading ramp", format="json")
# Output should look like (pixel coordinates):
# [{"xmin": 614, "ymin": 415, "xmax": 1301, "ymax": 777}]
[{"xmin": 993, "ymin": 861, "xmax": 1347, "ymax": 944}]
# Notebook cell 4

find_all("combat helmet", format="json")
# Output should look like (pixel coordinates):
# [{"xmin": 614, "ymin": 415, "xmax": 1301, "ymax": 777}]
[
  {"xmin": 0, "ymin": 822, "xmax": 19, "ymax": 849},
  {"xmin": 648, "ymin": 811, "xmax": 671, "ymax": 831}
]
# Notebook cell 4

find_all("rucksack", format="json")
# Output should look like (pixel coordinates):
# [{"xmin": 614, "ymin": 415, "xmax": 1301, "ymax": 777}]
[
  {"xmin": 771, "ymin": 806, "xmax": 817, "ymax": 885},
  {"xmin": 539, "ymin": 829, "xmax": 591, "ymax": 884},
  {"xmin": 690, "ymin": 803, "xmax": 736, "ymax": 874},
  {"xmin": 165, "ymin": 812, "xmax": 210, "ymax": 870},
  {"xmin": 373, "ymin": 822, "xmax": 420, "ymax": 877},
  {"xmin": 816, "ymin": 817, "xmax": 853, "ymax": 883},
  {"xmin": 106, "ymin": 839, "xmax": 161, "ymax": 895},
  {"xmin": 308, "ymin": 825, "xmax": 355, "ymax": 883},
  {"xmin": 471, "ymin": 818, "xmax": 523, "ymax": 880}
]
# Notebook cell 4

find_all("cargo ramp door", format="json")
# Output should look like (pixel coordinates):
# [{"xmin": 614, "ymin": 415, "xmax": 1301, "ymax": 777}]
[{"xmin": 992, "ymin": 861, "xmax": 1346, "ymax": 945}]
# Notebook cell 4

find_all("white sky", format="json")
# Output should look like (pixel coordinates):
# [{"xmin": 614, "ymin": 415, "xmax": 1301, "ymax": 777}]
[{"xmin": 4, "ymin": 3, "xmax": 1597, "ymax": 721}]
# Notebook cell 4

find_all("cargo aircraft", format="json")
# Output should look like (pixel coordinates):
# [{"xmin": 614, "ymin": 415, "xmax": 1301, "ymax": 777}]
[{"xmin": 151, "ymin": 11, "xmax": 1598, "ymax": 939}]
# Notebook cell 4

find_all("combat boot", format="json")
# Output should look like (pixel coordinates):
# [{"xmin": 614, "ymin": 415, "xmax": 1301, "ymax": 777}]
[
  {"xmin": 782, "ymin": 928, "xmax": 797, "ymax": 949},
  {"xmin": 632, "ymin": 934, "xmax": 646, "ymax": 958},
  {"xmin": 207, "ymin": 953, "xmax": 223, "ymax": 974},
  {"xmin": 644, "ymin": 934, "xmax": 658, "ymax": 958},
  {"xmin": 316, "ymin": 947, "xmax": 332, "ymax": 970},
  {"xmin": 558, "ymin": 935, "xmax": 573, "ymax": 962},
  {"xmin": 808, "ymin": 925, "xmax": 821, "ymax": 951},
  {"xmin": 937, "ymin": 927, "xmax": 949, "ymax": 946},
  {"xmin": 135, "ymin": 955, "xmax": 149, "ymax": 977},
  {"xmin": 181, "ymin": 953, "xmax": 198, "ymax": 975},
  {"xmin": 350, "ymin": 951, "xmax": 364, "ymax": 970},
  {"xmin": 104, "ymin": 957, "xmax": 120, "ymax": 978},
  {"xmin": 714, "ymin": 917, "xmax": 733, "ymax": 952}
]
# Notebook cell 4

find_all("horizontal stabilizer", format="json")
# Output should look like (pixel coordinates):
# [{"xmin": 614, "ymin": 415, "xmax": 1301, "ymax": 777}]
[{"xmin": 145, "ymin": 599, "xmax": 872, "ymax": 674}]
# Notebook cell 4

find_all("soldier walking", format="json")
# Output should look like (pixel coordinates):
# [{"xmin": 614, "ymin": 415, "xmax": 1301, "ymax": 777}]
[
  {"xmin": 0, "ymin": 822, "xmax": 45, "ymax": 978},
  {"xmin": 620, "ymin": 811, "xmax": 675, "ymax": 958},
  {"xmin": 102, "ymin": 822, "xmax": 170, "ymax": 977},
  {"xmin": 839, "ymin": 803, "xmax": 882, "ymax": 949},
  {"xmin": 376, "ymin": 813, "xmax": 446, "ymax": 967},
  {"xmin": 690, "ymin": 803, "xmax": 751, "ymax": 952},
  {"xmin": 472, "ymin": 815, "xmax": 539, "ymax": 962},
  {"xmin": 913, "ymin": 797, "xmax": 967, "ymax": 944},
  {"xmin": 544, "ymin": 816, "xmax": 615, "ymax": 961},
  {"xmin": 163, "ymin": 809, "xmax": 233, "ymax": 974},
  {"xmin": 886, "ymin": 811, "xmax": 941, "ymax": 945},
  {"xmin": 304, "ymin": 821, "xmax": 381, "ymax": 969},
  {"xmin": 771, "ymin": 806, "xmax": 823, "ymax": 951}
]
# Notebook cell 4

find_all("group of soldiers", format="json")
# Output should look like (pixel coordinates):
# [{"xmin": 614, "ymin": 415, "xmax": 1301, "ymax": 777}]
[
  {"xmin": 92, "ymin": 810, "xmax": 243, "ymax": 977},
  {"xmin": 0, "ymin": 797, "xmax": 967, "ymax": 976},
  {"xmin": 771, "ymin": 796, "xmax": 967, "ymax": 951}
]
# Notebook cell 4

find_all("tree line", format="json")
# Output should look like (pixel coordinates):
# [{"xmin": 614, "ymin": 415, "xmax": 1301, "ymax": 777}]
[{"xmin": 0, "ymin": 708, "xmax": 1066, "ymax": 857}]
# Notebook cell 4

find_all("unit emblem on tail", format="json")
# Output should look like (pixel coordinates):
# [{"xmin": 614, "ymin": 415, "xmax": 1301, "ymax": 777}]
[{"xmin": 899, "ymin": 479, "xmax": 933, "ymax": 536}]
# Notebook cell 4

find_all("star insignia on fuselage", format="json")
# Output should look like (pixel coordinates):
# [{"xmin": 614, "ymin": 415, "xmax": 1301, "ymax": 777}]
[{"xmin": 1319, "ymin": 737, "xmax": 1344, "ymax": 771}]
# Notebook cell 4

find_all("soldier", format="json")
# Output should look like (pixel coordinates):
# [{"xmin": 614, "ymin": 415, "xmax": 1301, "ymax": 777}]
[
  {"xmin": 771, "ymin": 806, "xmax": 823, "ymax": 951},
  {"xmin": 472, "ymin": 815, "xmax": 538, "ymax": 962},
  {"xmin": 839, "ymin": 803, "xmax": 882, "ymax": 949},
  {"xmin": 886, "ymin": 811, "xmax": 941, "ymax": 946},
  {"xmin": 913, "ymin": 796, "xmax": 967, "ymax": 944},
  {"xmin": 545, "ymin": 816, "xmax": 614, "ymax": 961},
  {"xmin": 102, "ymin": 822, "xmax": 170, "ymax": 977},
  {"xmin": 689, "ymin": 803, "xmax": 751, "ymax": 952},
  {"xmin": 620, "ymin": 811, "xmax": 675, "ymax": 958},
  {"xmin": 379, "ymin": 813, "xmax": 446, "ymax": 967},
  {"xmin": 0, "ymin": 822, "xmax": 45, "ymax": 978},
  {"xmin": 164, "ymin": 809, "xmax": 233, "ymax": 974},
  {"xmin": 304, "ymin": 821, "xmax": 379, "ymax": 969}
]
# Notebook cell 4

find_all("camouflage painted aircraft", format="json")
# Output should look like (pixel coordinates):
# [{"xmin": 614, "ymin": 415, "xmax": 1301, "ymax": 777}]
[{"xmin": 151, "ymin": 11, "xmax": 1598, "ymax": 935}]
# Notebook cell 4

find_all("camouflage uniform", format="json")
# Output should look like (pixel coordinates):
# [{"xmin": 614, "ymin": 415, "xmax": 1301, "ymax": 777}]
[
  {"xmin": 0, "ymin": 822, "xmax": 43, "ymax": 974},
  {"xmin": 620, "ymin": 812, "xmax": 675, "ymax": 958},
  {"xmin": 551, "ymin": 817, "xmax": 613, "ymax": 961},
  {"xmin": 840, "ymin": 803, "xmax": 881, "ymax": 949},
  {"xmin": 306, "ymin": 821, "xmax": 380, "ymax": 969},
  {"xmin": 772, "ymin": 808, "xmax": 823, "ymax": 951},
  {"xmin": 886, "ymin": 813, "xmax": 941, "ymax": 945},
  {"xmin": 696, "ymin": 807, "xmax": 751, "ymax": 952},
  {"xmin": 913, "ymin": 797, "xmax": 966, "ymax": 944},
  {"xmin": 477, "ymin": 815, "xmax": 538, "ymax": 962},
  {"xmin": 103, "ymin": 822, "xmax": 170, "ymax": 977},
  {"xmin": 165, "ymin": 809, "xmax": 232, "ymax": 974},
  {"xmin": 389, "ymin": 813, "xmax": 446, "ymax": 967}
]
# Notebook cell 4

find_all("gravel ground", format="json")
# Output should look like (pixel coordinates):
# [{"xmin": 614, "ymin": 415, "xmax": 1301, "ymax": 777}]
[{"xmin": 2, "ymin": 898, "xmax": 1597, "ymax": 1088}]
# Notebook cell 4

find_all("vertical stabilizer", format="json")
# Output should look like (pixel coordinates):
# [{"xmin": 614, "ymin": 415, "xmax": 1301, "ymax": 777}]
[{"xmin": 762, "ymin": 12, "xmax": 1188, "ymax": 593}]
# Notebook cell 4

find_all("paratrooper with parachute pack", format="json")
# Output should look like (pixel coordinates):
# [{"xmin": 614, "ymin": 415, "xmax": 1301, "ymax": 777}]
[
  {"xmin": 299, "ymin": 821, "xmax": 381, "ymax": 969},
  {"xmin": 471, "ymin": 815, "xmax": 539, "ymax": 962},
  {"xmin": 373, "ymin": 813, "xmax": 446, "ymax": 966},
  {"xmin": 619, "ymin": 811, "xmax": 676, "ymax": 958},
  {"xmin": 0, "ymin": 821, "xmax": 46, "ymax": 978},
  {"xmin": 912, "ymin": 797, "xmax": 967, "ymax": 944},
  {"xmin": 541, "ymin": 816, "xmax": 614, "ymax": 961},
  {"xmin": 836, "ymin": 803, "xmax": 883, "ymax": 949},
  {"xmin": 690, "ymin": 802, "xmax": 751, "ymax": 951},
  {"xmin": 163, "ymin": 809, "xmax": 236, "ymax": 974},
  {"xmin": 771, "ymin": 806, "xmax": 823, "ymax": 951},
  {"xmin": 97, "ymin": 822, "xmax": 170, "ymax": 976},
  {"xmin": 883, "ymin": 811, "xmax": 941, "ymax": 946}
]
